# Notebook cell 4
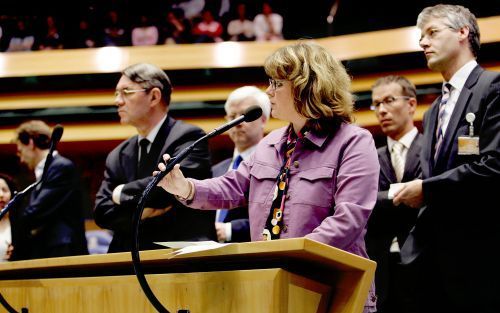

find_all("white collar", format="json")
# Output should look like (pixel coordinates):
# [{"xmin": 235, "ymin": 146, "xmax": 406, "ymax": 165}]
[
  {"xmin": 448, "ymin": 59, "xmax": 478, "ymax": 92},
  {"xmin": 387, "ymin": 127, "xmax": 418, "ymax": 151},
  {"xmin": 233, "ymin": 145, "xmax": 257, "ymax": 161},
  {"xmin": 35, "ymin": 151, "xmax": 58, "ymax": 180},
  {"xmin": 138, "ymin": 114, "xmax": 167, "ymax": 145}
]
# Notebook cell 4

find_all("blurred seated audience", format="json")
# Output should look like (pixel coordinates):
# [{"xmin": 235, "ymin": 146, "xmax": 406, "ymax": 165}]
[
  {"xmin": 253, "ymin": 1, "xmax": 283, "ymax": 41},
  {"xmin": 227, "ymin": 3, "xmax": 255, "ymax": 41},
  {"xmin": 7, "ymin": 18, "xmax": 35, "ymax": 51},
  {"xmin": 74, "ymin": 18, "xmax": 98, "ymax": 48},
  {"xmin": 192, "ymin": 9, "xmax": 223, "ymax": 43},
  {"xmin": 173, "ymin": 0, "xmax": 205, "ymax": 20},
  {"xmin": 131, "ymin": 15, "xmax": 159, "ymax": 46},
  {"xmin": 37, "ymin": 15, "xmax": 63, "ymax": 50},
  {"xmin": 160, "ymin": 8, "xmax": 192, "ymax": 44},
  {"xmin": 103, "ymin": 10, "xmax": 129, "ymax": 46}
]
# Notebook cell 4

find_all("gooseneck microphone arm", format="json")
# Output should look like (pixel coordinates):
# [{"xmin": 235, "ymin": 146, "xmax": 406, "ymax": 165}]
[
  {"xmin": 0, "ymin": 125, "xmax": 64, "ymax": 313},
  {"xmin": 131, "ymin": 106, "xmax": 263, "ymax": 313}
]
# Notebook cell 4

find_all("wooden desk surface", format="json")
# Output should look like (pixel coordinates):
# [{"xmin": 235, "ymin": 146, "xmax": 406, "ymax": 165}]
[{"xmin": 0, "ymin": 238, "xmax": 375, "ymax": 280}]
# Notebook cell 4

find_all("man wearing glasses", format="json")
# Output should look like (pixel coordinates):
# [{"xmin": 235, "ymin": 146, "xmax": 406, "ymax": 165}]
[
  {"xmin": 365, "ymin": 75, "xmax": 421, "ymax": 313},
  {"xmin": 94, "ymin": 63, "xmax": 215, "ymax": 253},
  {"xmin": 393, "ymin": 5, "xmax": 500, "ymax": 312}
]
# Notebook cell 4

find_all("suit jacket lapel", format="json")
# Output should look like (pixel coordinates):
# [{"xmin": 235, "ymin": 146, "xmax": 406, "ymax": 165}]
[
  {"xmin": 150, "ymin": 116, "xmax": 173, "ymax": 164},
  {"xmin": 156, "ymin": 116, "xmax": 179, "ymax": 163},
  {"xmin": 379, "ymin": 146, "xmax": 397, "ymax": 183},
  {"xmin": 121, "ymin": 138, "xmax": 139, "ymax": 180},
  {"xmin": 403, "ymin": 133, "xmax": 422, "ymax": 181},
  {"xmin": 435, "ymin": 65, "xmax": 482, "ymax": 168},
  {"xmin": 422, "ymin": 102, "xmax": 439, "ymax": 176}
]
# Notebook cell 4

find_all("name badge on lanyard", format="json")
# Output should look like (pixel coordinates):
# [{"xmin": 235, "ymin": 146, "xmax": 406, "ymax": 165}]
[{"xmin": 458, "ymin": 112, "xmax": 480, "ymax": 155}]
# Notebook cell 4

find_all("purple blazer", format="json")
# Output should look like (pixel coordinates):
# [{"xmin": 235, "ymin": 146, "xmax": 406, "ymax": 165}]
[
  {"xmin": 189, "ymin": 123, "xmax": 378, "ymax": 254},
  {"xmin": 187, "ymin": 122, "xmax": 379, "ymax": 310}
]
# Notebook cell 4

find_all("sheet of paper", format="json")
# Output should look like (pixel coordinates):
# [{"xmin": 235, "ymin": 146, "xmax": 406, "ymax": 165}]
[
  {"xmin": 154, "ymin": 241, "xmax": 230, "ymax": 258},
  {"xmin": 155, "ymin": 241, "xmax": 220, "ymax": 249},
  {"xmin": 388, "ymin": 183, "xmax": 404, "ymax": 199}
]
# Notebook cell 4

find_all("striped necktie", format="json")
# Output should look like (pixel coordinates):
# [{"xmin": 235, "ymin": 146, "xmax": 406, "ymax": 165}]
[{"xmin": 434, "ymin": 83, "xmax": 452, "ymax": 161}]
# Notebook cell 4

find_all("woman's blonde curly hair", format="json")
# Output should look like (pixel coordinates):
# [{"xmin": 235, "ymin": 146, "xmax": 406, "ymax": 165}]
[{"xmin": 264, "ymin": 41, "xmax": 354, "ymax": 133}]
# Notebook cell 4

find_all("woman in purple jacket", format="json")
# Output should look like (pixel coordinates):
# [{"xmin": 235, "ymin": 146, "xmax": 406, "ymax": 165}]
[{"xmin": 158, "ymin": 41, "xmax": 379, "ymax": 310}]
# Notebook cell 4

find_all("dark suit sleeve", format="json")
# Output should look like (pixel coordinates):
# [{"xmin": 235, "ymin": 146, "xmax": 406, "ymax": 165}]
[
  {"xmin": 21, "ymin": 159, "xmax": 78, "ymax": 230},
  {"xmin": 376, "ymin": 190, "xmax": 395, "ymax": 210},
  {"xmin": 230, "ymin": 218, "xmax": 250, "ymax": 242},
  {"xmin": 423, "ymin": 76, "xmax": 500, "ymax": 201},
  {"xmin": 94, "ymin": 124, "xmax": 212, "ymax": 233},
  {"xmin": 120, "ymin": 126, "xmax": 213, "ymax": 208}
]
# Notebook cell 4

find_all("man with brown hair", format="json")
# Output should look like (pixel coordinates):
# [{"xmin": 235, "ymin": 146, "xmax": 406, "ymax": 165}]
[
  {"xmin": 15, "ymin": 120, "xmax": 88, "ymax": 259},
  {"xmin": 366, "ymin": 75, "xmax": 421, "ymax": 313}
]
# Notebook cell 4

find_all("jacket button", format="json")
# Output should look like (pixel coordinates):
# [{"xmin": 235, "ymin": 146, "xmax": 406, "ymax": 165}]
[
  {"xmin": 293, "ymin": 161, "xmax": 299, "ymax": 168},
  {"xmin": 285, "ymin": 194, "xmax": 290, "ymax": 200},
  {"xmin": 282, "ymin": 225, "xmax": 288, "ymax": 233}
]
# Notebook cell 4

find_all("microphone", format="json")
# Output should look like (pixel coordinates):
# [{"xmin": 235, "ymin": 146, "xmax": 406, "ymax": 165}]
[
  {"xmin": 153, "ymin": 105, "xmax": 262, "ymax": 183},
  {"xmin": 0, "ymin": 124, "xmax": 64, "ymax": 221},
  {"xmin": 40, "ymin": 125, "xmax": 64, "ymax": 183},
  {"xmin": 130, "ymin": 105, "xmax": 263, "ymax": 313},
  {"xmin": 204, "ymin": 105, "xmax": 263, "ymax": 139}
]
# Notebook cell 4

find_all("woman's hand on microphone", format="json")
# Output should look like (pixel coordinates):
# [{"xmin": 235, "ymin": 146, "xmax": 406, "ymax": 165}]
[{"xmin": 155, "ymin": 154, "xmax": 192, "ymax": 199}]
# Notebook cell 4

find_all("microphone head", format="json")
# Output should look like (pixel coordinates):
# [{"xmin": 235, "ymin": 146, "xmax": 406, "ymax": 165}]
[
  {"xmin": 51, "ymin": 125, "xmax": 64, "ymax": 145},
  {"xmin": 243, "ymin": 106, "xmax": 263, "ymax": 123}
]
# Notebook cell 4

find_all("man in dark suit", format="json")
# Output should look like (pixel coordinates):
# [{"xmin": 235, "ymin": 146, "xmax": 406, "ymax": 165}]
[
  {"xmin": 14, "ymin": 120, "xmax": 88, "ymax": 259},
  {"xmin": 394, "ymin": 5, "xmax": 500, "ymax": 312},
  {"xmin": 366, "ymin": 76, "xmax": 421, "ymax": 313},
  {"xmin": 213, "ymin": 86, "xmax": 270, "ymax": 242},
  {"xmin": 94, "ymin": 63, "xmax": 215, "ymax": 253}
]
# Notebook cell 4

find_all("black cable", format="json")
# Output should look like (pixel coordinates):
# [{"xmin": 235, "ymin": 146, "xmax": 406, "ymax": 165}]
[
  {"xmin": 130, "ymin": 138, "xmax": 202, "ymax": 313},
  {"xmin": 0, "ymin": 294, "xmax": 19, "ymax": 313},
  {"xmin": 130, "ymin": 106, "xmax": 262, "ymax": 312}
]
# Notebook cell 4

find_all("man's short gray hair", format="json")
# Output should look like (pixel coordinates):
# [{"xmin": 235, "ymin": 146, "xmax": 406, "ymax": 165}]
[
  {"xmin": 417, "ymin": 4, "xmax": 480, "ymax": 57},
  {"xmin": 224, "ymin": 86, "xmax": 271, "ymax": 121}
]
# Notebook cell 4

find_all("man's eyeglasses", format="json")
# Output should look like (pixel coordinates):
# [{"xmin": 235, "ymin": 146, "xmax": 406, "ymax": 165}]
[
  {"xmin": 114, "ymin": 88, "xmax": 148, "ymax": 98},
  {"xmin": 370, "ymin": 96, "xmax": 411, "ymax": 111},
  {"xmin": 419, "ymin": 26, "xmax": 455, "ymax": 43},
  {"xmin": 268, "ymin": 78, "xmax": 284, "ymax": 91}
]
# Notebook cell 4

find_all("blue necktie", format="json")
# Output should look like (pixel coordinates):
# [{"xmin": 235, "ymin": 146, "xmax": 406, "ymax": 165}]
[
  {"xmin": 217, "ymin": 155, "xmax": 243, "ymax": 222},
  {"xmin": 232, "ymin": 155, "xmax": 243, "ymax": 170}
]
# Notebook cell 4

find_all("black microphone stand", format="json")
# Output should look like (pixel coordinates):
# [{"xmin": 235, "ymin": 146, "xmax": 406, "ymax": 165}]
[
  {"xmin": 131, "ymin": 135, "xmax": 206, "ymax": 313},
  {"xmin": 130, "ymin": 107, "xmax": 262, "ymax": 312}
]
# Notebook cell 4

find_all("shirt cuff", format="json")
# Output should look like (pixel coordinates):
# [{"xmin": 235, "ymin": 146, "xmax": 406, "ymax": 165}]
[
  {"xmin": 225, "ymin": 222, "xmax": 232, "ymax": 242},
  {"xmin": 112, "ymin": 184, "xmax": 124, "ymax": 204}
]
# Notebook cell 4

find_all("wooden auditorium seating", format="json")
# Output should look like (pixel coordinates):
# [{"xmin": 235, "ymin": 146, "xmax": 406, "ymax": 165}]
[{"xmin": 1, "ymin": 15, "xmax": 499, "ymax": 145}]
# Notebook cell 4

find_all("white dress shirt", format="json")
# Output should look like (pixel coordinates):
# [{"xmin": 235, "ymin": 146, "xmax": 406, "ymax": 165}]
[{"xmin": 441, "ymin": 60, "xmax": 478, "ymax": 136}]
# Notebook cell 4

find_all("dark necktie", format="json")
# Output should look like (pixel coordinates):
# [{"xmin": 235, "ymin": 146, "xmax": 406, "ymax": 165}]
[
  {"xmin": 434, "ymin": 83, "xmax": 452, "ymax": 161},
  {"xmin": 137, "ymin": 138, "xmax": 150, "ymax": 178},
  {"xmin": 217, "ymin": 155, "xmax": 243, "ymax": 223}
]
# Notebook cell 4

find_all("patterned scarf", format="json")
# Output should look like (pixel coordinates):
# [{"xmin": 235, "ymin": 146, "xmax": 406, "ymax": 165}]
[{"xmin": 262, "ymin": 126, "xmax": 306, "ymax": 240}]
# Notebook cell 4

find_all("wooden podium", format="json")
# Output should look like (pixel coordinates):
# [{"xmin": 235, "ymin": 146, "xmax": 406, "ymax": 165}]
[{"xmin": 0, "ymin": 238, "xmax": 375, "ymax": 313}]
